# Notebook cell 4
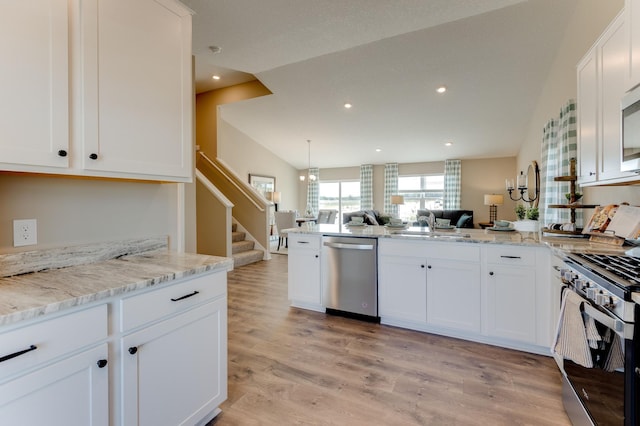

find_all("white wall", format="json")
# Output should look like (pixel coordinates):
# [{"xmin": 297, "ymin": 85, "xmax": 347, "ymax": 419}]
[
  {"xmin": 0, "ymin": 174, "xmax": 180, "ymax": 253},
  {"xmin": 218, "ymin": 119, "xmax": 300, "ymax": 211},
  {"xmin": 517, "ymin": 0, "xmax": 640, "ymax": 207}
]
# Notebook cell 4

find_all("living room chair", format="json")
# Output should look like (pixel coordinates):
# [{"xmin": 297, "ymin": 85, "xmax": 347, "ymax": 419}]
[
  {"xmin": 274, "ymin": 211, "xmax": 297, "ymax": 250},
  {"xmin": 317, "ymin": 209, "xmax": 338, "ymax": 224}
]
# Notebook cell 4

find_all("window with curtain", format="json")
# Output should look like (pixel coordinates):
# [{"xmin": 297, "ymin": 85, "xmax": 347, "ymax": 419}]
[
  {"xmin": 383, "ymin": 163, "xmax": 398, "ymax": 215},
  {"xmin": 396, "ymin": 175, "xmax": 444, "ymax": 221},
  {"xmin": 318, "ymin": 181, "xmax": 360, "ymax": 223},
  {"xmin": 540, "ymin": 99, "xmax": 581, "ymax": 227},
  {"xmin": 360, "ymin": 164, "xmax": 373, "ymax": 210},
  {"xmin": 443, "ymin": 159, "xmax": 461, "ymax": 209}
]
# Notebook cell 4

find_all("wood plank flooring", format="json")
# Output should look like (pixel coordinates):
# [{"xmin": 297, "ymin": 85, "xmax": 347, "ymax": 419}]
[{"xmin": 208, "ymin": 255, "xmax": 571, "ymax": 425}]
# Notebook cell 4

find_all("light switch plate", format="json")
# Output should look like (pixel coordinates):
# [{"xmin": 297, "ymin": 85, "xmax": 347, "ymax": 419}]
[{"xmin": 13, "ymin": 219, "xmax": 37, "ymax": 247}]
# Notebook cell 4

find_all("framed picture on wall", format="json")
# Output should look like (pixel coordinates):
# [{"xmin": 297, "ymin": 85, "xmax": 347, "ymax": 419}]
[{"xmin": 249, "ymin": 174, "xmax": 275, "ymax": 197}]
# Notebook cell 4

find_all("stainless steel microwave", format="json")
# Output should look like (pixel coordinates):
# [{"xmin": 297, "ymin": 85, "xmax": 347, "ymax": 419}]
[{"xmin": 621, "ymin": 85, "xmax": 640, "ymax": 172}]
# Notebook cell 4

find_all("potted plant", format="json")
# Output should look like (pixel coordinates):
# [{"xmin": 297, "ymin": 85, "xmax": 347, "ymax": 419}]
[{"xmin": 513, "ymin": 205, "xmax": 539, "ymax": 232}]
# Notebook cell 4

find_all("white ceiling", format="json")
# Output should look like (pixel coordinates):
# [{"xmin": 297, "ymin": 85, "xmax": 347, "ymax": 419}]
[{"xmin": 182, "ymin": 0, "xmax": 578, "ymax": 170}]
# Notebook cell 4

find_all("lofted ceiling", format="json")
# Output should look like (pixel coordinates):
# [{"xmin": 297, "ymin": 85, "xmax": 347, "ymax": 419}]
[{"xmin": 181, "ymin": 0, "xmax": 578, "ymax": 170}]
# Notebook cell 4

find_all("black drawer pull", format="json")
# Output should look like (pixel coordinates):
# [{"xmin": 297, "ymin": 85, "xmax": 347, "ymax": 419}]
[
  {"xmin": 0, "ymin": 345, "xmax": 37, "ymax": 363},
  {"xmin": 57, "ymin": 149, "xmax": 67, "ymax": 157},
  {"xmin": 128, "ymin": 347, "xmax": 138, "ymax": 355},
  {"xmin": 97, "ymin": 359, "xmax": 108, "ymax": 368},
  {"xmin": 171, "ymin": 290, "xmax": 199, "ymax": 302},
  {"xmin": 89, "ymin": 153, "xmax": 98, "ymax": 160},
  {"xmin": 500, "ymin": 255, "xmax": 521, "ymax": 259}
]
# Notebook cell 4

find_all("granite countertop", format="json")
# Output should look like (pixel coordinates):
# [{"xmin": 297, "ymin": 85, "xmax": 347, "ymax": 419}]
[
  {"xmin": 0, "ymin": 237, "xmax": 234, "ymax": 327},
  {"xmin": 289, "ymin": 223, "xmax": 637, "ymax": 254}
]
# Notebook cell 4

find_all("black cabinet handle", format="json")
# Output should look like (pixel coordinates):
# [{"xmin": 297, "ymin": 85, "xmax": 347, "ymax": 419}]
[
  {"xmin": 171, "ymin": 290, "xmax": 199, "ymax": 302},
  {"xmin": 500, "ymin": 255, "xmax": 521, "ymax": 259},
  {"xmin": 89, "ymin": 153, "xmax": 98, "ymax": 160},
  {"xmin": 0, "ymin": 345, "xmax": 37, "ymax": 363},
  {"xmin": 315, "ymin": 254, "xmax": 319, "ymax": 258},
  {"xmin": 97, "ymin": 359, "xmax": 108, "ymax": 368},
  {"xmin": 489, "ymin": 271, "xmax": 494, "ymax": 276},
  {"xmin": 58, "ymin": 149, "xmax": 67, "ymax": 157},
  {"xmin": 427, "ymin": 265, "xmax": 432, "ymax": 269},
  {"xmin": 128, "ymin": 346, "xmax": 138, "ymax": 355},
  {"xmin": 421, "ymin": 265, "xmax": 425, "ymax": 268}
]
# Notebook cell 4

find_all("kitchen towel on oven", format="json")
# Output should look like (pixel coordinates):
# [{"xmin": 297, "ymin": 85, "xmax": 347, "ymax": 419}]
[{"xmin": 552, "ymin": 288, "xmax": 593, "ymax": 368}]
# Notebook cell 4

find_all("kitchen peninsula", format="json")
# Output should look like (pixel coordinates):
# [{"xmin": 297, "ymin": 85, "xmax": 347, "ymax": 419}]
[
  {"xmin": 0, "ymin": 237, "xmax": 233, "ymax": 426},
  {"xmin": 287, "ymin": 224, "xmax": 587, "ymax": 356}
]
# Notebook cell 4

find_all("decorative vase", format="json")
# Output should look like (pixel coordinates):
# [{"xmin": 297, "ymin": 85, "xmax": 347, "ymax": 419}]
[{"xmin": 513, "ymin": 219, "xmax": 539, "ymax": 232}]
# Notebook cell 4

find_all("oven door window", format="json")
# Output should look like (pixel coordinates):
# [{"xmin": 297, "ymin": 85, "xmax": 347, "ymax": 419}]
[{"xmin": 563, "ymin": 310, "xmax": 626, "ymax": 425}]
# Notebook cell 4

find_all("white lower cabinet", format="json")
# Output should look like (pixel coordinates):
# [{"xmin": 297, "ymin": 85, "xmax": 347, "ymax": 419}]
[
  {"xmin": 121, "ymin": 299, "xmax": 227, "ymax": 426},
  {"xmin": 0, "ymin": 344, "xmax": 108, "ymax": 426},
  {"xmin": 0, "ymin": 305, "xmax": 109, "ymax": 425},
  {"xmin": 377, "ymin": 239, "xmax": 552, "ymax": 354},
  {"xmin": 0, "ymin": 270, "xmax": 228, "ymax": 425},
  {"xmin": 378, "ymin": 255, "xmax": 427, "ymax": 322},
  {"xmin": 427, "ymin": 258, "xmax": 481, "ymax": 333},
  {"xmin": 288, "ymin": 234, "xmax": 323, "ymax": 311},
  {"xmin": 378, "ymin": 240, "xmax": 481, "ymax": 334}
]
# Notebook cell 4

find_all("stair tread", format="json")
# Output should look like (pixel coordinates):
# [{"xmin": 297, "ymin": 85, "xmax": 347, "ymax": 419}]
[
  {"xmin": 232, "ymin": 240, "xmax": 255, "ymax": 254},
  {"xmin": 233, "ymin": 249, "xmax": 264, "ymax": 267}
]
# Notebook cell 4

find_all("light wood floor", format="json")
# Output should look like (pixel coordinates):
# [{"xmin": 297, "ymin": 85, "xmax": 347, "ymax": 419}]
[{"xmin": 209, "ymin": 255, "xmax": 571, "ymax": 425}]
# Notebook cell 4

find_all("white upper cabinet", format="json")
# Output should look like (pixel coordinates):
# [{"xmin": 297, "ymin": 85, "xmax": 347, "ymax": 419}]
[
  {"xmin": 79, "ymin": 0, "xmax": 193, "ymax": 181},
  {"xmin": 578, "ymin": 11, "xmax": 636, "ymax": 185},
  {"xmin": 0, "ymin": 0, "xmax": 70, "ymax": 169},
  {"xmin": 626, "ymin": 0, "xmax": 640, "ymax": 90},
  {"xmin": 0, "ymin": 0, "xmax": 193, "ymax": 182}
]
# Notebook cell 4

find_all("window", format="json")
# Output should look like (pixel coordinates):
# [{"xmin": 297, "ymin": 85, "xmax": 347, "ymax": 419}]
[
  {"xmin": 397, "ymin": 175, "xmax": 444, "ymax": 221},
  {"xmin": 319, "ymin": 181, "xmax": 360, "ymax": 223}
]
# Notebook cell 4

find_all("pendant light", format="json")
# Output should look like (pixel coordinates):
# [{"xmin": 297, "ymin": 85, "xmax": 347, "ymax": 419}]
[{"xmin": 299, "ymin": 139, "xmax": 316, "ymax": 181}]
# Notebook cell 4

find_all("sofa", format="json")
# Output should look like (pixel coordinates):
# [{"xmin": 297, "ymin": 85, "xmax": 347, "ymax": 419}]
[
  {"xmin": 415, "ymin": 209, "xmax": 474, "ymax": 228},
  {"xmin": 343, "ymin": 210, "xmax": 391, "ymax": 225}
]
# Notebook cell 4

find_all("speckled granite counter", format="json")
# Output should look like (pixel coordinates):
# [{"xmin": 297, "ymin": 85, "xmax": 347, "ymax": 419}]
[
  {"xmin": 289, "ymin": 223, "xmax": 635, "ymax": 254},
  {"xmin": 0, "ymin": 237, "xmax": 233, "ymax": 327}
]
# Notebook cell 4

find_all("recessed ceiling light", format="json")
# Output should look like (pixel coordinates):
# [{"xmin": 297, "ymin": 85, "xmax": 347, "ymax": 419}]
[
  {"xmin": 209, "ymin": 46, "xmax": 222, "ymax": 54},
  {"xmin": 445, "ymin": 142, "xmax": 453, "ymax": 146},
  {"xmin": 212, "ymin": 75, "xmax": 221, "ymax": 80},
  {"xmin": 375, "ymin": 148, "xmax": 381, "ymax": 152},
  {"xmin": 436, "ymin": 86, "xmax": 447, "ymax": 94},
  {"xmin": 344, "ymin": 103, "xmax": 352, "ymax": 109}
]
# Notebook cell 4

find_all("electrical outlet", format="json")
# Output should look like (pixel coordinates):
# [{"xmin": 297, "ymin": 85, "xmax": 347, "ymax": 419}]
[{"xmin": 13, "ymin": 219, "xmax": 37, "ymax": 247}]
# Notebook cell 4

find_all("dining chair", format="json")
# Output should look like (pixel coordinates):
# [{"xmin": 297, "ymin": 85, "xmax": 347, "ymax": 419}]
[
  {"xmin": 317, "ymin": 209, "xmax": 338, "ymax": 224},
  {"xmin": 274, "ymin": 211, "xmax": 297, "ymax": 250}
]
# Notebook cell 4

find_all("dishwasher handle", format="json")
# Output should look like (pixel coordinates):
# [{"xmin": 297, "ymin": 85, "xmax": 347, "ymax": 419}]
[{"xmin": 323, "ymin": 241, "xmax": 374, "ymax": 250}]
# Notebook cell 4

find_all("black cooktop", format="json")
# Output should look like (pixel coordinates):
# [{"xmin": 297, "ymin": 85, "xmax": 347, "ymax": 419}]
[{"xmin": 568, "ymin": 252, "xmax": 640, "ymax": 293}]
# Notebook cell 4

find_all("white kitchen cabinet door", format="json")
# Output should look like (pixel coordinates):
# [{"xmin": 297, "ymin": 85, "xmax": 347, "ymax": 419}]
[
  {"xmin": 426, "ymin": 259, "xmax": 481, "ymax": 333},
  {"xmin": 378, "ymin": 255, "xmax": 427, "ymax": 323},
  {"xmin": 486, "ymin": 264, "xmax": 536, "ymax": 343},
  {"xmin": 288, "ymin": 235, "xmax": 323, "ymax": 311},
  {"xmin": 598, "ymin": 13, "xmax": 636, "ymax": 181},
  {"xmin": 0, "ymin": 344, "xmax": 108, "ymax": 426},
  {"xmin": 627, "ymin": 0, "xmax": 640, "ymax": 89},
  {"xmin": 121, "ymin": 299, "xmax": 227, "ymax": 426},
  {"xmin": 577, "ymin": 49, "xmax": 599, "ymax": 184},
  {"xmin": 0, "ymin": 0, "xmax": 69, "ymax": 170},
  {"xmin": 80, "ymin": 0, "xmax": 193, "ymax": 181}
]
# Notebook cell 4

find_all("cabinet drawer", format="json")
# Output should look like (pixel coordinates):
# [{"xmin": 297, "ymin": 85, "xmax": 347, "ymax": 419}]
[
  {"xmin": 0, "ymin": 304, "xmax": 107, "ymax": 381},
  {"xmin": 380, "ymin": 239, "xmax": 480, "ymax": 261},
  {"xmin": 121, "ymin": 271, "xmax": 225, "ymax": 331},
  {"xmin": 486, "ymin": 246, "xmax": 536, "ymax": 266},
  {"xmin": 289, "ymin": 234, "xmax": 321, "ymax": 250}
]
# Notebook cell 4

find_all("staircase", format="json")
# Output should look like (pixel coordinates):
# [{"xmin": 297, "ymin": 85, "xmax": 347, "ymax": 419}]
[{"xmin": 232, "ymin": 223, "xmax": 264, "ymax": 267}]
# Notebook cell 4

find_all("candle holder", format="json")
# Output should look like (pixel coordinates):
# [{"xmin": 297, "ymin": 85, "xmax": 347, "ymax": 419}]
[{"xmin": 506, "ymin": 164, "xmax": 540, "ymax": 204}]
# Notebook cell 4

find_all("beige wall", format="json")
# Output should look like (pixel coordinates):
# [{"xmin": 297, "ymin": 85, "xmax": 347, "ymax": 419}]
[
  {"xmin": 517, "ymin": 0, "xmax": 640, "ymax": 208},
  {"xmin": 294, "ymin": 158, "xmax": 517, "ymax": 226},
  {"xmin": 218, "ymin": 120, "xmax": 300, "ymax": 211},
  {"xmin": 0, "ymin": 173, "xmax": 179, "ymax": 253}
]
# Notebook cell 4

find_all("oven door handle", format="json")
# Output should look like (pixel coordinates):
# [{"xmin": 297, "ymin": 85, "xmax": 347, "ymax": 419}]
[{"xmin": 582, "ymin": 302, "xmax": 633, "ymax": 340}]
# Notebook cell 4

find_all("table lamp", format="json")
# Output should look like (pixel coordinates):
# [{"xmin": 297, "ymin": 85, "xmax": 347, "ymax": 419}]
[{"xmin": 484, "ymin": 194, "xmax": 504, "ymax": 224}]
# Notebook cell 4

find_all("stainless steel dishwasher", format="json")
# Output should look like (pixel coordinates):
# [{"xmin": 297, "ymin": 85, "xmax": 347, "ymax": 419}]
[{"xmin": 322, "ymin": 236, "xmax": 378, "ymax": 320}]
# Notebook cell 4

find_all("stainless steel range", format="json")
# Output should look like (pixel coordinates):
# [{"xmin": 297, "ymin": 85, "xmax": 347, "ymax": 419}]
[{"xmin": 557, "ymin": 251, "xmax": 640, "ymax": 426}]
